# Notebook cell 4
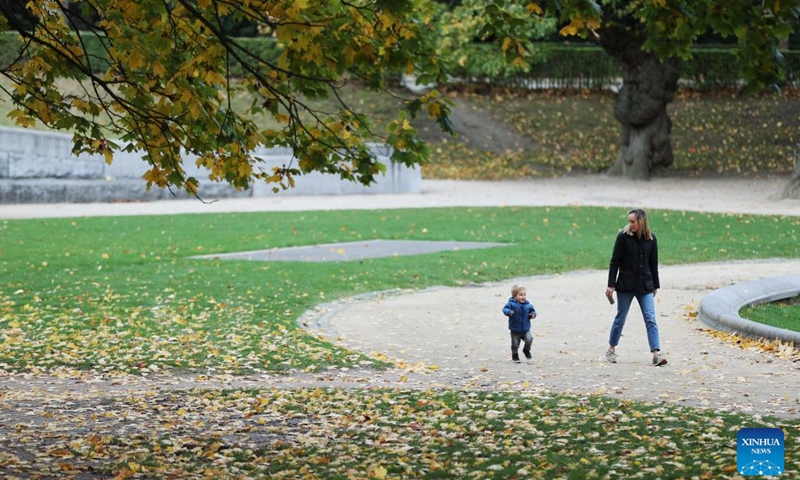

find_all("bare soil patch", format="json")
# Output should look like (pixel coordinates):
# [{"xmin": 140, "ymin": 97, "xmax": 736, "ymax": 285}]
[{"xmin": 412, "ymin": 95, "xmax": 540, "ymax": 155}]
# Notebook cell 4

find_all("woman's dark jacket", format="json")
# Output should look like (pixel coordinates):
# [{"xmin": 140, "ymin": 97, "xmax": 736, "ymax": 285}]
[{"xmin": 607, "ymin": 229, "xmax": 660, "ymax": 294}]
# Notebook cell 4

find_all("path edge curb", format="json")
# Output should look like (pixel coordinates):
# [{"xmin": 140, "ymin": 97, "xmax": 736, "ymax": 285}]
[{"xmin": 698, "ymin": 274, "xmax": 800, "ymax": 344}]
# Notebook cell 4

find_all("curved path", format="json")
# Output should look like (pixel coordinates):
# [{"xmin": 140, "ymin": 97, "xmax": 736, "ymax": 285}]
[{"xmin": 319, "ymin": 259, "xmax": 800, "ymax": 419}]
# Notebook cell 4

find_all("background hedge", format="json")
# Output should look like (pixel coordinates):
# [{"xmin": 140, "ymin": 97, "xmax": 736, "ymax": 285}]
[{"xmin": 1, "ymin": 33, "xmax": 798, "ymax": 91}]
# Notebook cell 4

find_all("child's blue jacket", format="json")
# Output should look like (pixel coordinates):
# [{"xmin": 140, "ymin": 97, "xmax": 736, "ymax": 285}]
[{"xmin": 502, "ymin": 298, "xmax": 536, "ymax": 333}]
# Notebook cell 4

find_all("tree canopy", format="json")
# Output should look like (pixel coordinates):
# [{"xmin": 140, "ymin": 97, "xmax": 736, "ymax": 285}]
[
  {"xmin": 529, "ymin": 0, "xmax": 799, "ymax": 180},
  {"xmin": 1, "ymin": 1, "xmax": 798, "ymax": 192},
  {"xmin": 556, "ymin": 0, "xmax": 799, "ymax": 92},
  {"xmin": 0, "ymin": 0, "xmax": 453, "ymax": 194}
]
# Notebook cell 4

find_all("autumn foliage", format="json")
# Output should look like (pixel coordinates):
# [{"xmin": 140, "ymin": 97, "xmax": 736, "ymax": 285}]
[
  {"xmin": 1, "ymin": 0, "xmax": 798, "ymax": 190},
  {"xmin": 0, "ymin": 0, "xmax": 453, "ymax": 193}
]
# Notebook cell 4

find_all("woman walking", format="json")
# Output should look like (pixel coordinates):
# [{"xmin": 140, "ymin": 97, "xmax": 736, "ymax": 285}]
[{"xmin": 605, "ymin": 208, "xmax": 667, "ymax": 366}]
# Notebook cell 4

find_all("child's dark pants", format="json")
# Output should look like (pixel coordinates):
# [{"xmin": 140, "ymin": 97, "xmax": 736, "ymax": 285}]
[{"xmin": 510, "ymin": 330, "xmax": 533, "ymax": 355}]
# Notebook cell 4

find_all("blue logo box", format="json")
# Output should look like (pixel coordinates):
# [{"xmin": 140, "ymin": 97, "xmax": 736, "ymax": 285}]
[{"xmin": 737, "ymin": 428, "xmax": 785, "ymax": 476}]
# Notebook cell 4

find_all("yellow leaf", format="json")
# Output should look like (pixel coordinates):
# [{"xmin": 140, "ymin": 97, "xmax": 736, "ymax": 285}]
[
  {"xmin": 501, "ymin": 37, "xmax": 513, "ymax": 52},
  {"xmin": 151, "ymin": 61, "xmax": 167, "ymax": 77},
  {"xmin": 72, "ymin": 98, "xmax": 91, "ymax": 112},
  {"xmin": 14, "ymin": 115, "xmax": 36, "ymax": 128},
  {"xmin": 204, "ymin": 70, "xmax": 226, "ymax": 85},
  {"xmin": 298, "ymin": 157, "xmax": 313, "ymax": 171},
  {"xmin": 560, "ymin": 18, "xmax": 584, "ymax": 37},
  {"xmin": 371, "ymin": 465, "xmax": 387, "ymax": 479},
  {"xmin": 526, "ymin": 2, "xmax": 543, "ymax": 14},
  {"xmin": 50, "ymin": 449, "xmax": 72, "ymax": 457},
  {"xmin": 560, "ymin": 24, "xmax": 578, "ymax": 36},
  {"xmin": 377, "ymin": 12, "xmax": 394, "ymax": 29},
  {"xmin": 126, "ymin": 51, "xmax": 145, "ymax": 71},
  {"xmin": 188, "ymin": 102, "xmax": 201, "ymax": 120},
  {"xmin": 399, "ymin": 26, "xmax": 415, "ymax": 40},
  {"xmin": 427, "ymin": 102, "xmax": 440, "ymax": 119}
]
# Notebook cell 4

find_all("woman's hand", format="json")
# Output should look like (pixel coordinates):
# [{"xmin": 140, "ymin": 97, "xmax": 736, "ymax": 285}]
[{"xmin": 605, "ymin": 286, "xmax": 615, "ymax": 298}]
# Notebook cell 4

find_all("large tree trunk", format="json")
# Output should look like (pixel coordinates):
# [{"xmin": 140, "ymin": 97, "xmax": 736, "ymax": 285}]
[
  {"xmin": 595, "ymin": 27, "xmax": 681, "ymax": 180},
  {"xmin": 782, "ymin": 148, "xmax": 800, "ymax": 198},
  {"xmin": 783, "ymin": 174, "xmax": 800, "ymax": 199}
]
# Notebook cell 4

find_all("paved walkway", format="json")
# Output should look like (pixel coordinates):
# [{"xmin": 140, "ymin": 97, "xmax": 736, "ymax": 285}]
[
  {"xmin": 316, "ymin": 260, "xmax": 800, "ymax": 419},
  {"xmin": 2, "ymin": 175, "xmax": 799, "ymax": 421},
  {"xmin": 2, "ymin": 175, "xmax": 799, "ymax": 219}
]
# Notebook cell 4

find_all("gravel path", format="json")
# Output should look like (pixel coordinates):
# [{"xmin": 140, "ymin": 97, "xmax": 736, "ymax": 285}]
[
  {"xmin": 2, "ymin": 175, "xmax": 799, "ymax": 219},
  {"xmin": 316, "ymin": 260, "xmax": 800, "ymax": 419}
]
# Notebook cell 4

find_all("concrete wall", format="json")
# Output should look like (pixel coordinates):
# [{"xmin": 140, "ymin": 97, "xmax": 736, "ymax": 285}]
[{"xmin": 0, "ymin": 127, "xmax": 421, "ymax": 203}]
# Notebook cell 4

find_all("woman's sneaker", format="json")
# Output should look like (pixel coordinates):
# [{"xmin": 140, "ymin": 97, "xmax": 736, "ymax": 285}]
[
  {"xmin": 652, "ymin": 354, "xmax": 667, "ymax": 366},
  {"xmin": 605, "ymin": 350, "xmax": 617, "ymax": 363}
]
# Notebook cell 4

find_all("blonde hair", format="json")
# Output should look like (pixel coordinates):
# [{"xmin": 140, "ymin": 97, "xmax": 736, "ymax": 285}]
[
  {"xmin": 511, "ymin": 285, "xmax": 526, "ymax": 297},
  {"xmin": 628, "ymin": 208, "xmax": 653, "ymax": 240}
]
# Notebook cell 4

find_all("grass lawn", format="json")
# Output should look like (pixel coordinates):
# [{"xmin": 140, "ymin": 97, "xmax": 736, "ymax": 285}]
[
  {"xmin": 740, "ymin": 295, "xmax": 800, "ymax": 331},
  {"xmin": 15, "ymin": 389, "xmax": 794, "ymax": 479}
]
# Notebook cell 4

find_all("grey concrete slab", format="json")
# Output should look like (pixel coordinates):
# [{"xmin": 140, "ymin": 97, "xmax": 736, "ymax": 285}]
[{"xmin": 192, "ymin": 239, "xmax": 509, "ymax": 263}]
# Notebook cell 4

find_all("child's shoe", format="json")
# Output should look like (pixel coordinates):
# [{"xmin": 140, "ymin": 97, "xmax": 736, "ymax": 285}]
[
  {"xmin": 523, "ymin": 349, "xmax": 532, "ymax": 360},
  {"xmin": 512, "ymin": 352, "xmax": 521, "ymax": 363}
]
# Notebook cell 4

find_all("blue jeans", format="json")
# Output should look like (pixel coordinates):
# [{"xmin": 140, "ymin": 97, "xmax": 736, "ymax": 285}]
[{"xmin": 609, "ymin": 291, "xmax": 660, "ymax": 352}]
